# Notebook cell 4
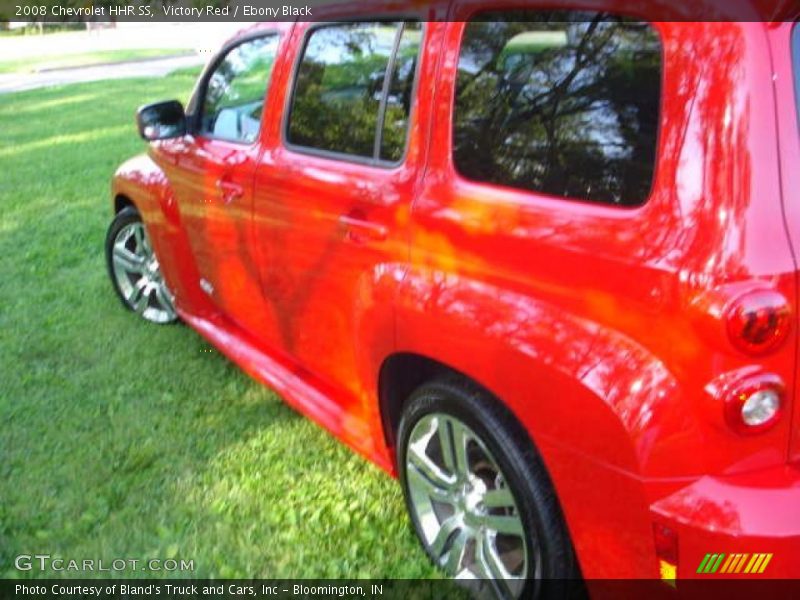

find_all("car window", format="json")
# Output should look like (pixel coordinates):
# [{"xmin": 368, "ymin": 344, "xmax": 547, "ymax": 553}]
[
  {"xmin": 200, "ymin": 35, "xmax": 280, "ymax": 144},
  {"xmin": 454, "ymin": 12, "xmax": 662, "ymax": 206},
  {"xmin": 380, "ymin": 23, "xmax": 423, "ymax": 161},
  {"xmin": 287, "ymin": 22, "xmax": 421, "ymax": 162}
]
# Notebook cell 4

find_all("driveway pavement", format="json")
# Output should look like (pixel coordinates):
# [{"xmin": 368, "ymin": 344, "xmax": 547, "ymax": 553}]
[
  {"xmin": 0, "ymin": 22, "xmax": 245, "ymax": 94},
  {"xmin": 1, "ymin": 22, "xmax": 243, "ymax": 59},
  {"xmin": 0, "ymin": 55, "xmax": 206, "ymax": 94}
]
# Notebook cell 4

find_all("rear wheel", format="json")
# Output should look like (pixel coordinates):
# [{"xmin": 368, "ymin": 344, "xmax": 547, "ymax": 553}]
[
  {"xmin": 105, "ymin": 206, "xmax": 177, "ymax": 324},
  {"xmin": 397, "ymin": 378, "xmax": 577, "ymax": 599}
]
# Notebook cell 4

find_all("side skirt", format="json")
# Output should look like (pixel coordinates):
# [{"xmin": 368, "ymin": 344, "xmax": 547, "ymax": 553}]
[{"xmin": 178, "ymin": 308, "xmax": 395, "ymax": 475}]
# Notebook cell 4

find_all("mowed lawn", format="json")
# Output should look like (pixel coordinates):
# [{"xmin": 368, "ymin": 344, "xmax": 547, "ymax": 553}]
[{"xmin": 0, "ymin": 70, "xmax": 439, "ymax": 579}]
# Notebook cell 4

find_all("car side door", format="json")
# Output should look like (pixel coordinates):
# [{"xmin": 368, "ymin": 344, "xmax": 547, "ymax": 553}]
[
  {"xmin": 153, "ymin": 30, "xmax": 287, "ymax": 339},
  {"xmin": 251, "ymin": 17, "xmax": 441, "ymax": 430}
]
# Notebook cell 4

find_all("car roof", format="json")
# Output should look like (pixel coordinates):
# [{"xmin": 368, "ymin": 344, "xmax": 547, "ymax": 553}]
[{"xmin": 222, "ymin": 0, "xmax": 798, "ymax": 49}]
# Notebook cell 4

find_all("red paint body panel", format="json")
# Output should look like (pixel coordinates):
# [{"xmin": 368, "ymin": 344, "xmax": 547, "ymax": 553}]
[
  {"xmin": 770, "ymin": 22, "xmax": 800, "ymax": 463},
  {"xmin": 111, "ymin": 9, "xmax": 800, "ymax": 581},
  {"xmin": 652, "ymin": 464, "xmax": 800, "ymax": 579}
]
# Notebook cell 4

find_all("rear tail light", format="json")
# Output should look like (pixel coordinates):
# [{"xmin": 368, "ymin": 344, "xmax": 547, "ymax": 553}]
[
  {"xmin": 725, "ymin": 289, "xmax": 791, "ymax": 355},
  {"xmin": 653, "ymin": 522, "xmax": 678, "ymax": 586},
  {"xmin": 706, "ymin": 368, "xmax": 785, "ymax": 435},
  {"xmin": 740, "ymin": 389, "xmax": 781, "ymax": 427},
  {"xmin": 722, "ymin": 372, "xmax": 784, "ymax": 435}
]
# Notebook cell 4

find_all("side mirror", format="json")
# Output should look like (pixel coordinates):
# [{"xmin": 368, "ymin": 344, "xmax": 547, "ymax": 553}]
[{"xmin": 136, "ymin": 100, "xmax": 186, "ymax": 141}]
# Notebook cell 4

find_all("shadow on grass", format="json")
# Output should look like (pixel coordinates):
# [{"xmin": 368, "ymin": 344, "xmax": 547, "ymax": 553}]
[{"xmin": 0, "ymin": 70, "xmax": 437, "ymax": 580}]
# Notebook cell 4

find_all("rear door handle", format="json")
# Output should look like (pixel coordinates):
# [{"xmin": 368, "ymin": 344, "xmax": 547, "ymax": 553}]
[
  {"xmin": 338, "ymin": 213, "xmax": 388, "ymax": 243},
  {"xmin": 215, "ymin": 179, "xmax": 244, "ymax": 204}
]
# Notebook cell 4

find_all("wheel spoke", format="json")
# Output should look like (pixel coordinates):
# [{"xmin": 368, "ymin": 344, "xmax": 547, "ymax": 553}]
[
  {"xmin": 408, "ymin": 440, "xmax": 456, "ymax": 492},
  {"xmin": 407, "ymin": 461, "xmax": 456, "ymax": 505},
  {"xmin": 129, "ymin": 279, "xmax": 150, "ymax": 313},
  {"xmin": 477, "ymin": 532, "xmax": 518, "ymax": 599},
  {"xmin": 445, "ymin": 528, "xmax": 470, "ymax": 575},
  {"xmin": 482, "ymin": 514, "xmax": 524, "ymax": 537},
  {"xmin": 483, "ymin": 486, "xmax": 515, "ymax": 510},
  {"xmin": 133, "ymin": 225, "xmax": 148, "ymax": 256},
  {"xmin": 480, "ymin": 532, "xmax": 513, "ymax": 580},
  {"xmin": 154, "ymin": 283, "xmax": 174, "ymax": 312},
  {"xmin": 449, "ymin": 418, "xmax": 471, "ymax": 480},
  {"xmin": 113, "ymin": 244, "xmax": 145, "ymax": 274},
  {"xmin": 429, "ymin": 514, "xmax": 460, "ymax": 558},
  {"xmin": 437, "ymin": 416, "xmax": 457, "ymax": 474},
  {"xmin": 473, "ymin": 532, "xmax": 493, "ymax": 580}
]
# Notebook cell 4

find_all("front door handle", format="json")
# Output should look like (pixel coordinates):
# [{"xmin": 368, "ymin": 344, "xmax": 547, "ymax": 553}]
[
  {"xmin": 339, "ymin": 213, "xmax": 388, "ymax": 244},
  {"xmin": 216, "ymin": 179, "xmax": 244, "ymax": 204}
]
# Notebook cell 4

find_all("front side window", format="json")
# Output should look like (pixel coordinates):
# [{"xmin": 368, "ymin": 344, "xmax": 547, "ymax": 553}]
[
  {"xmin": 287, "ymin": 22, "xmax": 421, "ymax": 162},
  {"xmin": 200, "ymin": 35, "xmax": 280, "ymax": 143},
  {"xmin": 454, "ymin": 12, "xmax": 662, "ymax": 206}
]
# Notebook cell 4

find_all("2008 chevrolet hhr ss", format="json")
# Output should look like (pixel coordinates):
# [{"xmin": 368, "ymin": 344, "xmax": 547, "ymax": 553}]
[{"xmin": 105, "ymin": 2, "xmax": 800, "ymax": 596}]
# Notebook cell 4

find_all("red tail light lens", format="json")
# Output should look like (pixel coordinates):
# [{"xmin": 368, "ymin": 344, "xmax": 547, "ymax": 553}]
[{"xmin": 726, "ymin": 290, "xmax": 791, "ymax": 355}]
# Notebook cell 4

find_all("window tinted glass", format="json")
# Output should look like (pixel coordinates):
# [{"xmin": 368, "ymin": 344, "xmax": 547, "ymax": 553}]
[
  {"xmin": 201, "ymin": 35, "xmax": 279, "ymax": 143},
  {"xmin": 454, "ymin": 12, "xmax": 662, "ymax": 206},
  {"xmin": 288, "ymin": 22, "xmax": 420, "ymax": 161},
  {"xmin": 380, "ymin": 23, "xmax": 422, "ymax": 161}
]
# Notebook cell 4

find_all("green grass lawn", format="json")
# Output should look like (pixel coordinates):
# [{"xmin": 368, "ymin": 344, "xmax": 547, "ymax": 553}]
[
  {"xmin": 0, "ymin": 70, "xmax": 439, "ymax": 580},
  {"xmin": 0, "ymin": 49, "xmax": 193, "ymax": 74}
]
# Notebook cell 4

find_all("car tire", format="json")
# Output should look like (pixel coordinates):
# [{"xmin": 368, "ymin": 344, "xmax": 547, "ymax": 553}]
[
  {"xmin": 397, "ymin": 376, "xmax": 579, "ymax": 599},
  {"xmin": 105, "ymin": 206, "xmax": 178, "ymax": 324}
]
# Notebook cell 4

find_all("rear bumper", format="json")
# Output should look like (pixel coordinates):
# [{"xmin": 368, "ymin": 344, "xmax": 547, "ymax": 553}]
[{"xmin": 651, "ymin": 464, "xmax": 800, "ymax": 578}]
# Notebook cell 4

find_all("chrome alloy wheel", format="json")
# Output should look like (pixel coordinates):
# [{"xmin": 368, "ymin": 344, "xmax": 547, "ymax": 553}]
[
  {"xmin": 405, "ymin": 413, "xmax": 534, "ymax": 598},
  {"xmin": 110, "ymin": 221, "xmax": 176, "ymax": 323}
]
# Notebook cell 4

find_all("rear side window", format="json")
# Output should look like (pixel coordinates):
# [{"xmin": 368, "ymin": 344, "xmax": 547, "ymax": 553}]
[
  {"xmin": 381, "ymin": 23, "xmax": 423, "ymax": 161},
  {"xmin": 454, "ymin": 12, "xmax": 662, "ymax": 206},
  {"xmin": 287, "ymin": 22, "xmax": 421, "ymax": 162}
]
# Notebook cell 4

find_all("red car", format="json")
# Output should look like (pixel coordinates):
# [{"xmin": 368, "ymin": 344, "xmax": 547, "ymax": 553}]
[{"xmin": 106, "ymin": 3, "xmax": 800, "ymax": 595}]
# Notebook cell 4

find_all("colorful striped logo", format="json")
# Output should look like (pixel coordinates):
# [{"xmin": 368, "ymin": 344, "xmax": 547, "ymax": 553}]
[{"xmin": 696, "ymin": 553, "xmax": 773, "ymax": 575}]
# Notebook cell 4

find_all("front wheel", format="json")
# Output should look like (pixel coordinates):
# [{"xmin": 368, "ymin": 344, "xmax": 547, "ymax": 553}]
[
  {"xmin": 397, "ymin": 378, "xmax": 578, "ymax": 599},
  {"xmin": 105, "ymin": 206, "xmax": 177, "ymax": 324}
]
